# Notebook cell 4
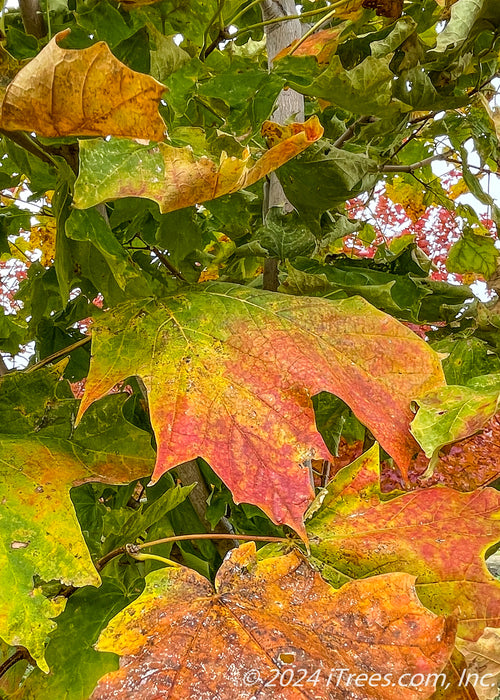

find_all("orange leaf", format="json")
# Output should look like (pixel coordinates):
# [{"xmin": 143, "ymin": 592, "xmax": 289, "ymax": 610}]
[
  {"xmin": 308, "ymin": 445, "xmax": 500, "ymax": 641},
  {"xmin": 76, "ymin": 284, "xmax": 445, "ymax": 537},
  {"xmin": 0, "ymin": 30, "xmax": 166, "ymax": 141},
  {"xmin": 91, "ymin": 543, "xmax": 455, "ymax": 700},
  {"xmin": 274, "ymin": 28, "xmax": 344, "ymax": 64}
]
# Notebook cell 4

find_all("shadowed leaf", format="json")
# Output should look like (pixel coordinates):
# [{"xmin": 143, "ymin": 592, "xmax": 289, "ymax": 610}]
[
  {"xmin": 429, "ymin": 649, "xmax": 480, "ymax": 700},
  {"xmin": 456, "ymin": 629, "xmax": 500, "ymax": 700}
]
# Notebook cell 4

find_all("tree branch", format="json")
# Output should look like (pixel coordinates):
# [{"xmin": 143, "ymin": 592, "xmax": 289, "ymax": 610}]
[
  {"xmin": 19, "ymin": 0, "xmax": 45, "ymax": 38},
  {"xmin": 95, "ymin": 533, "xmax": 292, "ymax": 572},
  {"xmin": 152, "ymin": 246, "xmax": 187, "ymax": 282},
  {"xmin": 261, "ymin": 0, "xmax": 304, "ymax": 292},
  {"xmin": 333, "ymin": 116, "xmax": 376, "ymax": 149},
  {"xmin": 380, "ymin": 152, "xmax": 452, "ymax": 173},
  {"xmin": 174, "ymin": 459, "xmax": 238, "ymax": 556}
]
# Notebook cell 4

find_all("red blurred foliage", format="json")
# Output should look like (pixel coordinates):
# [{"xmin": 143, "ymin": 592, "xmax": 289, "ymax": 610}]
[{"xmin": 344, "ymin": 172, "xmax": 497, "ymax": 283}]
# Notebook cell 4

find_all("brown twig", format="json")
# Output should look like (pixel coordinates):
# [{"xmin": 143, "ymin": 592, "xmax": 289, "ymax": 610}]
[
  {"xmin": 0, "ymin": 648, "xmax": 33, "ymax": 680},
  {"xmin": 333, "ymin": 116, "xmax": 376, "ymax": 149},
  {"xmin": 152, "ymin": 246, "xmax": 187, "ymax": 282},
  {"xmin": 137, "ymin": 533, "xmax": 290, "ymax": 550},
  {"xmin": 95, "ymin": 533, "xmax": 292, "ymax": 572}
]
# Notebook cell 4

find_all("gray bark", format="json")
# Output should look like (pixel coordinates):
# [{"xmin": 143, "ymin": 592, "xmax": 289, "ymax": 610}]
[{"xmin": 261, "ymin": 1, "xmax": 305, "ymax": 290}]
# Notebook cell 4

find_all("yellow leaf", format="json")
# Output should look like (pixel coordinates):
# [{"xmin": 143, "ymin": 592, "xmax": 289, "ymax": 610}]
[
  {"xmin": 449, "ymin": 178, "xmax": 469, "ymax": 200},
  {"xmin": 0, "ymin": 30, "xmax": 167, "ymax": 141},
  {"xmin": 386, "ymin": 176, "xmax": 426, "ymax": 222},
  {"xmin": 30, "ymin": 218, "xmax": 57, "ymax": 266}
]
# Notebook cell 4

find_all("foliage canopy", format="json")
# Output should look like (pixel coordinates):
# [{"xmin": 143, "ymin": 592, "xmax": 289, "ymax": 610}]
[{"xmin": 0, "ymin": 0, "xmax": 499, "ymax": 697}]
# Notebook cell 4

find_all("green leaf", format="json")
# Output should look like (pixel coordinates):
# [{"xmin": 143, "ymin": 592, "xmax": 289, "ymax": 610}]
[
  {"xmin": 286, "ymin": 55, "xmax": 402, "ymax": 116},
  {"xmin": 279, "ymin": 140, "xmax": 378, "ymax": 215},
  {"xmin": 100, "ymin": 482, "xmax": 195, "ymax": 557},
  {"xmin": 255, "ymin": 208, "xmax": 316, "ymax": 261},
  {"xmin": 411, "ymin": 373, "xmax": 500, "ymax": 458},
  {"xmin": 76, "ymin": 1, "xmax": 137, "ymax": 48},
  {"xmin": 447, "ymin": 229, "xmax": 499, "ymax": 279},
  {"xmin": 431, "ymin": 337, "xmax": 500, "ymax": 385},
  {"xmin": 12, "ymin": 580, "xmax": 138, "ymax": 700},
  {"xmin": 0, "ymin": 308, "xmax": 27, "ymax": 355},
  {"xmin": 65, "ymin": 208, "xmax": 153, "ymax": 296},
  {"xmin": 148, "ymin": 26, "xmax": 190, "ymax": 82},
  {"xmin": 161, "ymin": 0, "xmax": 219, "ymax": 46},
  {"xmin": 282, "ymin": 257, "xmax": 431, "ymax": 321},
  {"xmin": 435, "ymin": 0, "xmax": 486, "ymax": 52},
  {"xmin": 0, "ymin": 368, "xmax": 155, "ymax": 668}
]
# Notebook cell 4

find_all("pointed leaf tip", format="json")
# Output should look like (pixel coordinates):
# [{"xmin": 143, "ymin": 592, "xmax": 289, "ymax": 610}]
[{"xmin": 78, "ymin": 285, "xmax": 445, "ymax": 535}]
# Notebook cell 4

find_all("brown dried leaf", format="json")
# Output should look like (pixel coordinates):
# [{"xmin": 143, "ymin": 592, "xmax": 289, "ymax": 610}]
[
  {"xmin": 362, "ymin": 0, "xmax": 404, "ymax": 18},
  {"xmin": 457, "ymin": 630, "xmax": 500, "ymax": 700}
]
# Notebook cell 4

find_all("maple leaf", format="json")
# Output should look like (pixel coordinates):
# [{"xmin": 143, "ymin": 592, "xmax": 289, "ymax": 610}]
[
  {"xmin": 0, "ymin": 367, "xmax": 156, "ymax": 669},
  {"xmin": 76, "ymin": 283, "xmax": 445, "ymax": 537},
  {"xmin": 91, "ymin": 542, "xmax": 455, "ymax": 700},
  {"xmin": 73, "ymin": 117, "xmax": 324, "ymax": 213},
  {"xmin": 0, "ymin": 30, "xmax": 166, "ymax": 141},
  {"xmin": 411, "ymin": 373, "xmax": 500, "ymax": 459},
  {"xmin": 307, "ymin": 444, "xmax": 500, "ymax": 641}
]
